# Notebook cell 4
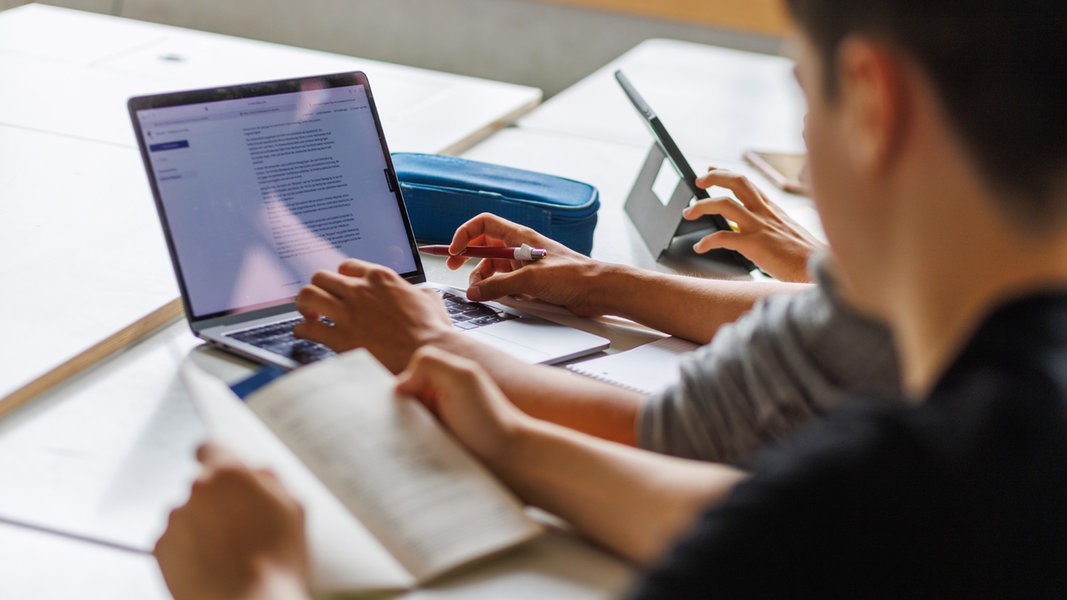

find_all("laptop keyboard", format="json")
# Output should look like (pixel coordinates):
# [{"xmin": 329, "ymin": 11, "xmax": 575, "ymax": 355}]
[
  {"xmin": 226, "ymin": 293, "xmax": 515, "ymax": 365},
  {"xmin": 438, "ymin": 290, "xmax": 518, "ymax": 330},
  {"xmin": 227, "ymin": 318, "xmax": 335, "ymax": 365}
]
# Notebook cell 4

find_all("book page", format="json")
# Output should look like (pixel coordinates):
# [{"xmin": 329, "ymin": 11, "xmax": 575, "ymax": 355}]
[
  {"xmin": 180, "ymin": 360, "xmax": 414, "ymax": 595},
  {"xmin": 566, "ymin": 336, "xmax": 699, "ymax": 394},
  {"xmin": 245, "ymin": 350, "xmax": 543, "ymax": 582}
]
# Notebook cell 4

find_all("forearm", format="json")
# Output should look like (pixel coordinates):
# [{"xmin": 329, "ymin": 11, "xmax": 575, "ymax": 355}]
[
  {"xmin": 594, "ymin": 264, "xmax": 810, "ymax": 343},
  {"xmin": 428, "ymin": 331, "xmax": 644, "ymax": 445},
  {"xmin": 491, "ymin": 418, "xmax": 747, "ymax": 565}
]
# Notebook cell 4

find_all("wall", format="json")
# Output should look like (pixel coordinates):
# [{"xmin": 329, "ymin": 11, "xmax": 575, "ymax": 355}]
[{"xmin": 2, "ymin": 0, "xmax": 783, "ymax": 97}]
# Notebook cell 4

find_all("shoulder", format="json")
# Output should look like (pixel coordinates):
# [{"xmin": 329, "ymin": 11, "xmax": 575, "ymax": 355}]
[
  {"xmin": 631, "ymin": 406, "xmax": 938, "ymax": 598},
  {"xmin": 633, "ymin": 382, "xmax": 1067, "ymax": 598}
]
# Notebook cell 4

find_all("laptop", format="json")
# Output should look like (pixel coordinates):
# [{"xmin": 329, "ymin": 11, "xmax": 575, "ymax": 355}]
[{"xmin": 128, "ymin": 71, "xmax": 608, "ymax": 370}]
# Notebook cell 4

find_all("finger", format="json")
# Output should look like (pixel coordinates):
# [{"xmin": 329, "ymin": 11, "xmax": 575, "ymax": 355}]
[
  {"xmin": 305, "ymin": 270, "xmax": 358, "ymax": 303},
  {"xmin": 467, "ymin": 257, "xmax": 516, "ymax": 287},
  {"xmin": 682, "ymin": 197, "xmax": 751, "ymax": 229},
  {"xmin": 152, "ymin": 527, "xmax": 173, "ymax": 560},
  {"xmin": 448, "ymin": 245, "xmax": 509, "ymax": 272},
  {"xmin": 197, "ymin": 456, "xmax": 298, "ymax": 512},
  {"xmin": 696, "ymin": 169, "xmax": 770, "ymax": 212},
  {"xmin": 477, "ymin": 257, "xmax": 518, "ymax": 275},
  {"xmin": 693, "ymin": 230, "xmax": 746, "ymax": 255},
  {"xmin": 153, "ymin": 507, "xmax": 189, "ymax": 561},
  {"xmin": 196, "ymin": 442, "xmax": 244, "ymax": 469},
  {"xmin": 334, "ymin": 259, "xmax": 402, "ymax": 287},
  {"xmin": 295, "ymin": 284, "xmax": 344, "ymax": 322},
  {"xmin": 418, "ymin": 287, "xmax": 454, "ymax": 326},
  {"xmin": 693, "ymin": 165, "xmax": 721, "ymax": 190},
  {"xmin": 248, "ymin": 466, "xmax": 301, "ymax": 507},
  {"xmin": 397, "ymin": 346, "xmax": 480, "ymax": 399},
  {"xmin": 292, "ymin": 317, "xmax": 347, "ymax": 351},
  {"xmin": 194, "ymin": 446, "xmax": 256, "ymax": 490},
  {"xmin": 335, "ymin": 258, "xmax": 377, "ymax": 278},
  {"xmin": 395, "ymin": 346, "xmax": 436, "ymax": 395},
  {"xmin": 445, "ymin": 254, "xmax": 472, "ymax": 270},
  {"xmin": 467, "ymin": 266, "xmax": 488, "ymax": 288},
  {"xmin": 395, "ymin": 346, "xmax": 452, "ymax": 405},
  {"xmin": 293, "ymin": 285, "xmax": 348, "ymax": 349},
  {"xmin": 467, "ymin": 267, "xmax": 535, "ymax": 302},
  {"xmin": 449, "ymin": 213, "xmax": 535, "ymax": 255}
]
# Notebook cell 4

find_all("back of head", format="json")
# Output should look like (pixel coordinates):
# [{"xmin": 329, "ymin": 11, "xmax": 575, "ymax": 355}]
[{"xmin": 785, "ymin": 0, "xmax": 1067, "ymax": 228}]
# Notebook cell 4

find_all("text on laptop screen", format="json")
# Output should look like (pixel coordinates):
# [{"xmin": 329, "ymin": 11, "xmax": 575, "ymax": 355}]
[{"xmin": 135, "ymin": 84, "xmax": 417, "ymax": 319}]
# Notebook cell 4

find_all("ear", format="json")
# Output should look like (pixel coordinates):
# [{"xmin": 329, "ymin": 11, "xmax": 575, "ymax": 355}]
[{"xmin": 835, "ymin": 37, "xmax": 910, "ymax": 174}]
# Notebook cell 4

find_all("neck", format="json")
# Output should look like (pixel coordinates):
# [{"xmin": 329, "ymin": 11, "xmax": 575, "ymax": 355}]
[{"xmin": 887, "ymin": 186, "xmax": 1067, "ymax": 399}]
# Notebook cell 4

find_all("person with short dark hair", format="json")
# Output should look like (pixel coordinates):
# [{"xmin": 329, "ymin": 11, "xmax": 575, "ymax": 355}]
[{"xmin": 630, "ymin": 0, "xmax": 1067, "ymax": 595}]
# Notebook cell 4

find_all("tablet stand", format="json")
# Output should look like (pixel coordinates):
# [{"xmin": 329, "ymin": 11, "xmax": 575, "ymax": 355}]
[{"xmin": 624, "ymin": 144, "xmax": 750, "ymax": 276}]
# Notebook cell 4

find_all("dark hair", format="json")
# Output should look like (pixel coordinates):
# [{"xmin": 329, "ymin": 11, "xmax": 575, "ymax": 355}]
[{"xmin": 785, "ymin": 0, "xmax": 1067, "ymax": 225}]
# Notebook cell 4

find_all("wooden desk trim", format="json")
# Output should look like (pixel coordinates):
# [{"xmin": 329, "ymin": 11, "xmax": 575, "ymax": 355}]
[
  {"xmin": 0, "ymin": 298, "xmax": 183, "ymax": 420},
  {"xmin": 538, "ymin": 0, "xmax": 790, "ymax": 36}
]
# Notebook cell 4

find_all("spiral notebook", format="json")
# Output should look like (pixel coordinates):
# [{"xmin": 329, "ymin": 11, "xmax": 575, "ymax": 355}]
[{"xmin": 566, "ymin": 336, "xmax": 699, "ymax": 395}]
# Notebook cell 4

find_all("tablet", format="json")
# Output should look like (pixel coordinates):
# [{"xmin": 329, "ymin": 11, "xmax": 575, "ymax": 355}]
[{"xmin": 615, "ymin": 70, "xmax": 756, "ymax": 272}]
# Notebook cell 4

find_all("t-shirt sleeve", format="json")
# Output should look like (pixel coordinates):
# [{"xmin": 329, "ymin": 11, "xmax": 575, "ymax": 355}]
[{"xmin": 638, "ymin": 253, "xmax": 899, "ymax": 465}]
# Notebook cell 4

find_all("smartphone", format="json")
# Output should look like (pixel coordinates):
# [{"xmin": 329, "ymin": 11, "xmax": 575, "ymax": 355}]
[
  {"xmin": 743, "ymin": 149, "xmax": 809, "ymax": 195},
  {"xmin": 615, "ymin": 69, "xmax": 757, "ymax": 272}
]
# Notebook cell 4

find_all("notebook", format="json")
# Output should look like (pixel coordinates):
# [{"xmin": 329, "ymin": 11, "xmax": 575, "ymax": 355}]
[
  {"xmin": 128, "ymin": 71, "xmax": 608, "ymax": 370},
  {"xmin": 566, "ymin": 336, "xmax": 698, "ymax": 395}
]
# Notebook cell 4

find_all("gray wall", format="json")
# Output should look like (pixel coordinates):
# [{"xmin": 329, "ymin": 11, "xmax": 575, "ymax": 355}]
[{"xmin": 3, "ymin": 0, "xmax": 782, "ymax": 97}]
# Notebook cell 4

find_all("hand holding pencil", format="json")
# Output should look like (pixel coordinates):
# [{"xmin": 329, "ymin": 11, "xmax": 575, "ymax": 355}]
[{"xmin": 419, "ymin": 243, "xmax": 547, "ymax": 262}]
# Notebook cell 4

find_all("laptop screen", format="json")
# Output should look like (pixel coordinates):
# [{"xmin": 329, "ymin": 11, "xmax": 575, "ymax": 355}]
[{"xmin": 130, "ymin": 73, "xmax": 420, "ymax": 321}]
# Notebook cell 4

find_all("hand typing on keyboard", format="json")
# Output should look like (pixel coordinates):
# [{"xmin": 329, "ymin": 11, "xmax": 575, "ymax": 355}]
[{"xmin": 293, "ymin": 259, "xmax": 456, "ymax": 373}]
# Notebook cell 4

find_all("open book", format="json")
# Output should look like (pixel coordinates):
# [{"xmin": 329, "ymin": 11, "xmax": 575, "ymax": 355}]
[{"xmin": 180, "ymin": 350, "xmax": 542, "ymax": 595}]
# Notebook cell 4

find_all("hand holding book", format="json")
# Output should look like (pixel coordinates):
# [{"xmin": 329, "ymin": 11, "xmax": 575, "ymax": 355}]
[
  {"xmin": 175, "ymin": 349, "xmax": 542, "ymax": 597},
  {"xmin": 154, "ymin": 443, "xmax": 312, "ymax": 600}
]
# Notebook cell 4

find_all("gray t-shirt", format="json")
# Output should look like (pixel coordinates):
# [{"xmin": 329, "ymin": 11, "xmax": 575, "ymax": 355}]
[{"xmin": 637, "ymin": 256, "xmax": 900, "ymax": 465}]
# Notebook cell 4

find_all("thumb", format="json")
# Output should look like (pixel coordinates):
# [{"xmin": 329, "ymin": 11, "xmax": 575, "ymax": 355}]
[
  {"xmin": 396, "ymin": 347, "xmax": 484, "ymax": 411},
  {"xmin": 693, "ymin": 230, "xmax": 742, "ymax": 254},
  {"xmin": 196, "ymin": 442, "xmax": 245, "ymax": 469}
]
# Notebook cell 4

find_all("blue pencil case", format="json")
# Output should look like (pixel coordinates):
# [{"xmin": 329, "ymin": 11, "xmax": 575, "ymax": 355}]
[{"xmin": 392, "ymin": 153, "xmax": 600, "ymax": 255}]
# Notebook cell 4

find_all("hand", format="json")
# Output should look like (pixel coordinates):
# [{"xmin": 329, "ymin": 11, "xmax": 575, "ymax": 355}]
[
  {"xmin": 445, "ymin": 213, "xmax": 613, "ymax": 317},
  {"xmin": 293, "ymin": 259, "xmax": 454, "ymax": 373},
  {"xmin": 686, "ymin": 169, "xmax": 825, "ymax": 283},
  {"xmin": 395, "ymin": 346, "xmax": 531, "ymax": 470},
  {"xmin": 154, "ymin": 444, "xmax": 311, "ymax": 600}
]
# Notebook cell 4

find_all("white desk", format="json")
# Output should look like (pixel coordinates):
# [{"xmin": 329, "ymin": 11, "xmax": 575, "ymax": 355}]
[
  {"xmin": 518, "ymin": 38, "xmax": 806, "ymax": 163},
  {"xmin": 0, "ymin": 4, "xmax": 541, "ymax": 154}
]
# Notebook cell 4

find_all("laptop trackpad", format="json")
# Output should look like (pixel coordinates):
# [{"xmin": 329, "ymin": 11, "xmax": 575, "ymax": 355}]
[{"xmin": 464, "ymin": 319, "xmax": 604, "ymax": 364}]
